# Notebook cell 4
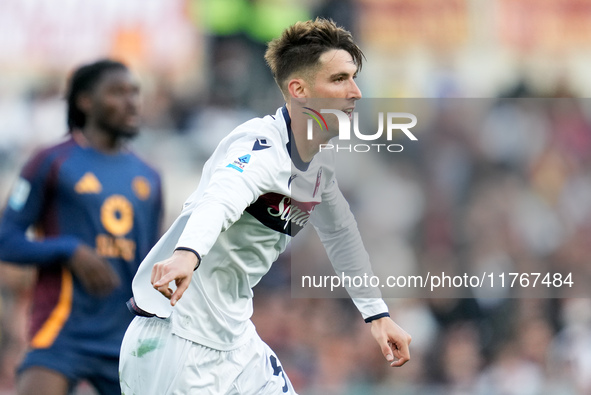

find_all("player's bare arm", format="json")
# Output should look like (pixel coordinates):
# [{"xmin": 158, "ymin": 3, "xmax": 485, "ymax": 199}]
[
  {"xmin": 151, "ymin": 249, "xmax": 200, "ymax": 306},
  {"xmin": 370, "ymin": 317, "xmax": 412, "ymax": 367}
]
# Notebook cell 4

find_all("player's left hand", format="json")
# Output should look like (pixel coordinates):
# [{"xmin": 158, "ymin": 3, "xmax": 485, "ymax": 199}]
[
  {"xmin": 151, "ymin": 249, "xmax": 199, "ymax": 306},
  {"xmin": 370, "ymin": 317, "xmax": 411, "ymax": 367}
]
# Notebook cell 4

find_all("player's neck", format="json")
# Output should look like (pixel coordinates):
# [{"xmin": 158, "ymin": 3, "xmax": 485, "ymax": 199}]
[
  {"xmin": 291, "ymin": 128, "xmax": 325, "ymax": 162},
  {"xmin": 75, "ymin": 126, "xmax": 123, "ymax": 154},
  {"xmin": 286, "ymin": 105, "xmax": 332, "ymax": 162}
]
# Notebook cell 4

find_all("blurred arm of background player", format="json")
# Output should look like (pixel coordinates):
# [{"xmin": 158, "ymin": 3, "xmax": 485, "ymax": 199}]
[
  {"xmin": 0, "ymin": 197, "xmax": 119, "ymax": 297},
  {"xmin": 68, "ymin": 244, "xmax": 120, "ymax": 296}
]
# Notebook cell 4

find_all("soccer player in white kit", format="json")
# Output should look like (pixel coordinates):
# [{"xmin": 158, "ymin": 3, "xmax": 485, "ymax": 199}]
[{"xmin": 119, "ymin": 18, "xmax": 411, "ymax": 395}]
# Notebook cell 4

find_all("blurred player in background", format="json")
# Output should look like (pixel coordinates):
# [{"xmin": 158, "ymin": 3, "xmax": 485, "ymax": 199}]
[
  {"xmin": 0, "ymin": 59, "xmax": 163, "ymax": 395},
  {"xmin": 120, "ymin": 18, "xmax": 410, "ymax": 394}
]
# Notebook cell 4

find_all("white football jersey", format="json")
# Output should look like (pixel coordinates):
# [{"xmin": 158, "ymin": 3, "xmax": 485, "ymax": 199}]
[{"xmin": 132, "ymin": 106, "xmax": 388, "ymax": 350}]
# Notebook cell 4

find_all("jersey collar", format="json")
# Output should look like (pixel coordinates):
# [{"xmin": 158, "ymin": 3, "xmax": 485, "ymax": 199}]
[{"xmin": 282, "ymin": 105, "xmax": 310, "ymax": 172}]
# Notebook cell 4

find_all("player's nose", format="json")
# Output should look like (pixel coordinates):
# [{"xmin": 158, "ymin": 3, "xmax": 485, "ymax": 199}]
[
  {"xmin": 126, "ymin": 92, "xmax": 141, "ymax": 114},
  {"xmin": 348, "ymin": 79, "xmax": 362, "ymax": 100}
]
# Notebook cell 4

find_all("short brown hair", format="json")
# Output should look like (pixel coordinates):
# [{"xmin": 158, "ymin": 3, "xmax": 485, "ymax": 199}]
[{"xmin": 264, "ymin": 18, "xmax": 364, "ymax": 96}]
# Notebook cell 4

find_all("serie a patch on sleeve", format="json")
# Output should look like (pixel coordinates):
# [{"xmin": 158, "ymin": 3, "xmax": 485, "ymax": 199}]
[
  {"xmin": 8, "ymin": 177, "xmax": 31, "ymax": 211},
  {"xmin": 226, "ymin": 154, "xmax": 252, "ymax": 173}
]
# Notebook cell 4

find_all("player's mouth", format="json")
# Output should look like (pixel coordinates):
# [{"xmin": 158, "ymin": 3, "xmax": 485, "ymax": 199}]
[
  {"xmin": 343, "ymin": 107, "xmax": 354, "ymax": 120},
  {"xmin": 124, "ymin": 106, "xmax": 140, "ymax": 123},
  {"xmin": 124, "ymin": 114, "xmax": 140, "ymax": 127}
]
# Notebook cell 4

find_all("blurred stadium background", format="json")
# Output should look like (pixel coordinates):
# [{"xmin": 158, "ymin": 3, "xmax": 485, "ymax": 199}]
[{"xmin": 1, "ymin": 0, "xmax": 591, "ymax": 394}]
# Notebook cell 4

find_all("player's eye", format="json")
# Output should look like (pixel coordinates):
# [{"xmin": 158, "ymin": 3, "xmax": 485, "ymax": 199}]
[{"xmin": 107, "ymin": 86, "xmax": 126, "ymax": 95}]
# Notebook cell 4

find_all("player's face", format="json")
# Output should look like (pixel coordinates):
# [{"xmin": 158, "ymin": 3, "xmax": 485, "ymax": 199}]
[
  {"xmin": 90, "ymin": 69, "xmax": 141, "ymax": 138},
  {"xmin": 307, "ymin": 49, "xmax": 362, "ymax": 120}
]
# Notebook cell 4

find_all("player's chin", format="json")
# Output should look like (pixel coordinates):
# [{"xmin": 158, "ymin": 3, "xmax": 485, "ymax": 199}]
[{"xmin": 119, "ymin": 114, "xmax": 141, "ymax": 134}]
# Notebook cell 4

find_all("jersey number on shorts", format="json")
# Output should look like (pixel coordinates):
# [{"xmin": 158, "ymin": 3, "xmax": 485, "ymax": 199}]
[{"xmin": 270, "ymin": 355, "xmax": 288, "ymax": 393}]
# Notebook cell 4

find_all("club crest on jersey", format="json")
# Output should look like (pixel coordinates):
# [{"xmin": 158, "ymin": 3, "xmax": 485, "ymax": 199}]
[
  {"xmin": 252, "ymin": 138, "xmax": 271, "ymax": 151},
  {"xmin": 132, "ymin": 176, "xmax": 151, "ymax": 200},
  {"xmin": 226, "ymin": 154, "xmax": 252, "ymax": 173}
]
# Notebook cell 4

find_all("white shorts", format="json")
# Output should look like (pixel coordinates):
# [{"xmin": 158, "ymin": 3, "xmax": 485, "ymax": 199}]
[{"xmin": 119, "ymin": 316, "xmax": 298, "ymax": 395}]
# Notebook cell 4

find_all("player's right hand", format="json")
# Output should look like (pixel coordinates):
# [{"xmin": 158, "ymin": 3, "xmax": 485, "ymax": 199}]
[
  {"xmin": 68, "ymin": 244, "xmax": 121, "ymax": 296},
  {"xmin": 370, "ymin": 317, "xmax": 412, "ymax": 367},
  {"xmin": 151, "ymin": 249, "xmax": 199, "ymax": 306}
]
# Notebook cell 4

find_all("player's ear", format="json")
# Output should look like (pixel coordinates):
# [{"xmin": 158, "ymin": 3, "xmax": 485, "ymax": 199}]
[
  {"xmin": 287, "ymin": 78, "xmax": 307, "ymax": 99},
  {"xmin": 76, "ymin": 93, "xmax": 92, "ymax": 115}
]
